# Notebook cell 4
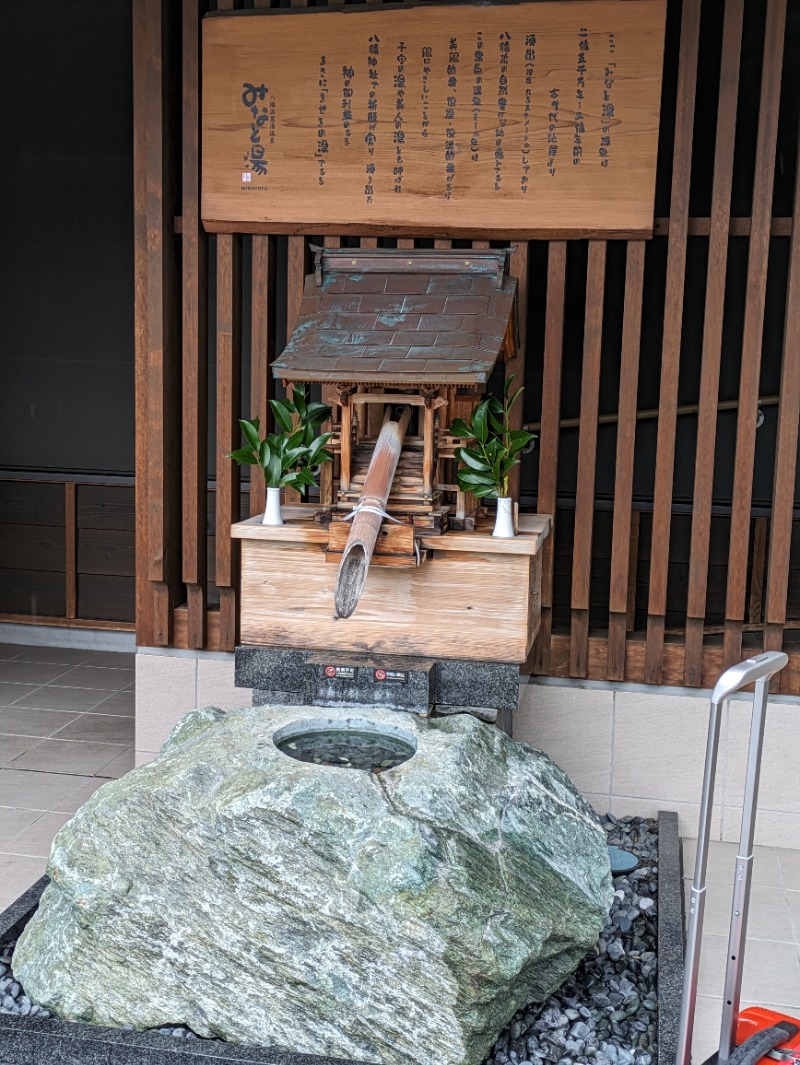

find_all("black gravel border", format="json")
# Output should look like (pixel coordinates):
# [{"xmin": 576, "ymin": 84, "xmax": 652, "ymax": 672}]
[{"xmin": 0, "ymin": 814, "xmax": 684, "ymax": 1065}]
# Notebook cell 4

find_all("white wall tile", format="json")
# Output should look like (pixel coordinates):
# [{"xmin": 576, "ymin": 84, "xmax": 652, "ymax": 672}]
[
  {"xmin": 612, "ymin": 692, "xmax": 713, "ymax": 806},
  {"xmin": 609, "ymin": 794, "xmax": 722, "ymax": 841},
  {"xmin": 135, "ymin": 654, "xmax": 197, "ymax": 752},
  {"xmin": 515, "ymin": 685, "xmax": 613, "ymax": 798},
  {"xmin": 196, "ymin": 657, "xmax": 252, "ymax": 713},
  {"xmin": 720, "ymin": 806, "xmax": 800, "ymax": 850},
  {"xmin": 724, "ymin": 698, "xmax": 800, "ymax": 812},
  {"xmin": 135, "ymin": 750, "xmax": 158, "ymax": 768}
]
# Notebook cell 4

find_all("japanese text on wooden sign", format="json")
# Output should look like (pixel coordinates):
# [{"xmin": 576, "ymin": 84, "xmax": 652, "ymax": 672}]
[{"xmin": 201, "ymin": 1, "xmax": 667, "ymax": 238}]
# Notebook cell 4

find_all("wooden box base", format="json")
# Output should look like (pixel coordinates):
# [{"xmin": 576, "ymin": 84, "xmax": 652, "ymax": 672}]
[{"xmin": 232, "ymin": 510, "xmax": 550, "ymax": 664}]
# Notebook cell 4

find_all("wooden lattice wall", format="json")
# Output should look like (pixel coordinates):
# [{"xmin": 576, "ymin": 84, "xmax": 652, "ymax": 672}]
[{"xmin": 134, "ymin": 0, "xmax": 800, "ymax": 694}]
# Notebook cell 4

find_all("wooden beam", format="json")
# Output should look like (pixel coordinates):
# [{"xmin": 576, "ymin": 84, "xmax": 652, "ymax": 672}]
[
  {"xmin": 507, "ymin": 242, "xmax": 529, "ymax": 502},
  {"xmin": 249, "ymin": 235, "xmax": 275, "ymax": 518}
]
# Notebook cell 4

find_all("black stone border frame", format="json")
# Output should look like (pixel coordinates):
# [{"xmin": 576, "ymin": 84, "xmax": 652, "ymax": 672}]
[{"xmin": 0, "ymin": 814, "xmax": 686, "ymax": 1065}]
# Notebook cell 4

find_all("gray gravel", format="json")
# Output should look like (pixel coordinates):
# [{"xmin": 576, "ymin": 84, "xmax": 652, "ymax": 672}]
[
  {"xmin": 0, "ymin": 814, "xmax": 658, "ymax": 1060},
  {"xmin": 482, "ymin": 814, "xmax": 658, "ymax": 1065}
]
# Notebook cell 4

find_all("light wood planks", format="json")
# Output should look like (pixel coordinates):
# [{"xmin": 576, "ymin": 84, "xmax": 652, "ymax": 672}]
[
  {"xmin": 644, "ymin": 0, "xmax": 701, "ymax": 683},
  {"xmin": 723, "ymin": 0, "xmax": 787, "ymax": 668},
  {"xmin": 239, "ymin": 538, "xmax": 542, "ymax": 663}
]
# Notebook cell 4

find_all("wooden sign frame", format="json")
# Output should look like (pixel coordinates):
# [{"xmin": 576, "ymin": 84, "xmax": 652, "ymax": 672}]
[{"xmin": 202, "ymin": 1, "xmax": 667, "ymax": 239}]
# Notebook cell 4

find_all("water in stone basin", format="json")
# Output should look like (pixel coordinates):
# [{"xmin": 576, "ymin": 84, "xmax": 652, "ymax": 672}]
[{"xmin": 276, "ymin": 727, "xmax": 415, "ymax": 771}]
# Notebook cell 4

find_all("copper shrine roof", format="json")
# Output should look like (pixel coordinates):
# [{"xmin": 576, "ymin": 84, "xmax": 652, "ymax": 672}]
[{"xmin": 272, "ymin": 247, "xmax": 518, "ymax": 385}]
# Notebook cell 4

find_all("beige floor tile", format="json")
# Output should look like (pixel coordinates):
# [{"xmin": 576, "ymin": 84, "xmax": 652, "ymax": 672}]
[
  {"xmin": 0, "ymin": 706, "xmax": 81, "ymax": 738},
  {"xmin": 11, "ymin": 685, "xmax": 111, "ymax": 712},
  {"xmin": 0, "ymin": 806, "xmax": 41, "ymax": 842},
  {"xmin": 698, "ymin": 933, "xmax": 800, "ymax": 1007},
  {"xmin": 785, "ymin": 890, "xmax": 800, "ymax": 942},
  {"xmin": 692, "ymin": 881, "xmax": 794, "ymax": 943},
  {"xmin": 612, "ymin": 692, "xmax": 713, "ymax": 805},
  {"xmin": 0, "ymin": 735, "xmax": 43, "ymax": 768},
  {"xmin": 8, "ymin": 739, "xmax": 127, "ymax": 776},
  {"xmin": 515, "ymin": 685, "xmax": 613, "ymax": 796},
  {"xmin": 100, "ymin": 747, "xmax": 134, "ymax": 779},
  {"xmin": 12, "ymin": 646, "xmax": 89, "ymax": 665},
  {"xmin": 0, "ymin": 854, "xmax": 48, "ymax": 909},
  {"xmin": 3, "ymin": 811, "xmax": 72, "ymax": 858},
  {"xmin": 778, "ymin": 849, "xmax": 800, "ymax": 885},
  {"xmin": 90, "ymin": 690, "xmax": 135, "ymax": 717},
  {"xmin": 53, "ymin": 665, "xmax": 135, "ymax": 691},
  {"xmin": 682, "ymin": 840, "xmax": 783, "ymax": 889},
  {"xmin": 0, "ymin": 768, "xmax": 92, "ymax": 811},
  {"xmin": 690, "ymin": 994, "xmax": 724, "ymax": 1063},
  {"xmin": 51, "ymin": 713, "xmax": 134, "ymax": 745},
  {"xmin": 51, "ymin": 777, "xmax": 108, "ymax": 815},
  {"xmin": 0, "ymin": 683, "xmax": 40, "ymax": 706},
  {"xmin": 0, "ymin": 662, "xmax": 76, "ymax": 686}
]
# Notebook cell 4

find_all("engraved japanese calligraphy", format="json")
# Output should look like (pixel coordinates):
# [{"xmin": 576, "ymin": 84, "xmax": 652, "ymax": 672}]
[{"xmin": 203, "ymin": 1, "xmax": 667, "ymax": 236}]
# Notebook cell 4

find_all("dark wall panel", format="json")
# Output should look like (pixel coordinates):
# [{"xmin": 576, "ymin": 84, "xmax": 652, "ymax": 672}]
[{"xmin": 0, "ymin": 0, "xmax": 134, "ymax": 476}]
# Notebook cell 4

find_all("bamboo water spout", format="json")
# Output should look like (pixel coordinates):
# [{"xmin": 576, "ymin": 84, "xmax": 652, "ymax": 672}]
[{"xmin": 334, "ymin": 406, "xmax": 412, "ymax": 618}]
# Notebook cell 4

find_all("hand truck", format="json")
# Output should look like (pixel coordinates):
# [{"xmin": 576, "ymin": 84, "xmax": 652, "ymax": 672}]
[{"xmin": 676, "ymin": 651, "xmax": 800, "ymax": 1065}]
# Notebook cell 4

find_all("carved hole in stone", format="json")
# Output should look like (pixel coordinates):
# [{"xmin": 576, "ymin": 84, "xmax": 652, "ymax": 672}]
[{"xmin": 273, "ymin": 717, "xmax": 417, "ymax": 771}]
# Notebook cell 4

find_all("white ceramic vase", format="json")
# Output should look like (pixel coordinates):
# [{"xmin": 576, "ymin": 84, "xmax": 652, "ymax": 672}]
[
  {"xmin": 262, "ymin": 486, "xmax": 284, "ymax": 526},
  {"xmin": 492, "ymin": 496, "xmax": 516, "ymax": 538}
]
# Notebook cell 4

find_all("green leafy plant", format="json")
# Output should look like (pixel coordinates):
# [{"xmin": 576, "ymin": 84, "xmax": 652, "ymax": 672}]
[
  {"xmin": 450, "ymin": 375, "xmax": 536, "ymax": 499},
  {"xmin": 227, "ymin": 387, "xmax": 333, "ymax": 495}
]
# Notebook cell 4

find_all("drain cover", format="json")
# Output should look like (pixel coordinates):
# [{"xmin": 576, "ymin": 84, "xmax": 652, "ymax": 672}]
[{"xmin": 608, "ymin": 845, "xmax": 640, "ymax": 875}]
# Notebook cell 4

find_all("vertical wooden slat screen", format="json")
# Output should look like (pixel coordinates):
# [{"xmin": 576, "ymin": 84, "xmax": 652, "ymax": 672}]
[
  {"xmin": 644, "ymin": 0, "xmax": 701, "ymax": 684},
  {"xmin": 570, "ymin": 242, "xmax": 606, "ymax": 677},
  {"xmin": 182, "ymin": 0, "xmax": 208, "ymax": 648},
  {"xmin": 764, "ymin": 124, "xmax": 800, "ymax": 692},
  {"xmin": 532, "ymin": 242, "xmax": 567, "ymax": 675},
  {"xmin": 607, "ymin": 241, "xmax": 645, "ymax": 681},
  {"xmin": 134, "ymin": 0, "xmax": 181, "ymax": 648},
  {"xmin": 134, "ymin": 0, "xmax": 800, "ymax": 684},
  {"xmin": 723, "ymin": 0, "xmax": 788, "ymax": 669},
  {"xmin": 683, "ymin": 0, "xmax": 744, "ymax": 687},
  {"xmin": 215, "ymin": 234, "xmax": 242, "ymax": 649},
  {"xmin": 507, "ymin": 244, "xmax": 530, "ymax": 503}
]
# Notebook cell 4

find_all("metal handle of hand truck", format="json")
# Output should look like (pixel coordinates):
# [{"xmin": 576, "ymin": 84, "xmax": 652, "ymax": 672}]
[{"xmin": 676, "ymin": 652, "xmax": 788, "ymax": 1065}]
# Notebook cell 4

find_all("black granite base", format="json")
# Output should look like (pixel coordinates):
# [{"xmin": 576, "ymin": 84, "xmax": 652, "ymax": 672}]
[
  {"xmin": 236, "ymin": 646, "xmax": 519, "ymax": 722},
  {"xmin": 656, "ymin": 811, "xmax": 685, "ymax": 1065},
  {"xmin": 0, "ymin": 815, "xmax": 685, "ymax": 1065}
]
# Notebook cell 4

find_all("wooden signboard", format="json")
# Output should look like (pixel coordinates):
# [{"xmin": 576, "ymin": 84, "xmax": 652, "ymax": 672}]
[{"xmin": 202, "ymin": 1, "xmax": 667, "ymax": 239}]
